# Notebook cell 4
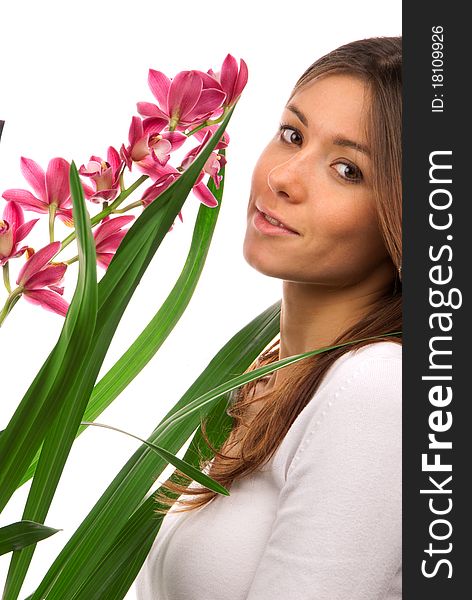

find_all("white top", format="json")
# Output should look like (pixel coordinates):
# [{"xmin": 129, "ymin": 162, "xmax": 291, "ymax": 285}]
[{"xmin": 135, "ymin": 341, "xmax": 402, "ymax": 600}]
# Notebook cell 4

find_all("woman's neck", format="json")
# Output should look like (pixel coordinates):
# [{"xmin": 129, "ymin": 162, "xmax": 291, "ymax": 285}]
[{"xmin": 268, "ymin": 276, "xmax": 390, "ymax": 390}]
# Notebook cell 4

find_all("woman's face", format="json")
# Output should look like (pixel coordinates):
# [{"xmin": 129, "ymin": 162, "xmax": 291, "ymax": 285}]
[{"xmin": 243, "ymin": 73, "xmax": 392, "ymax": 288}]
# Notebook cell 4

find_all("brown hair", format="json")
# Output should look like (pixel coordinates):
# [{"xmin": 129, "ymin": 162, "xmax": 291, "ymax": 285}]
[{"xmin": 154, "ymin": 35, "xmax": 402, "ymax": 514}]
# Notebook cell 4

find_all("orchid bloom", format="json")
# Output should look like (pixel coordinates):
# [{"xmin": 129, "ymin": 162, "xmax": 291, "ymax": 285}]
[
  {"xmin": 181, "ymin": 130, "xmax": 227, "ymax": 190},
  {"xmin": 137, "ymin": 69, "xmax": 226, "ymax": 131},
  {"xmin": 93, "ymin": 215, "xmax": 135, "ymax": 269},
  {"xmin": 208, "ymin": 54, "xmax": 249, "ymax": 107},
  {"xmin": 121, "ymin": 116, "xmax": 187, "ymax": 173},
  {"xmin": 140, "ymin": 140, "xmax": 222, "ymax": 210},
  {"xmin": 79, "ymin": 147, "xmax": 123, "ymax": 203},
  {"xmin": 2, "ymin": 157, "xmax": 74, "ymax": 226},
  {"xmin": 140, "ymin": 165, "xmax": 180, "ymax": 208},
  {"xmin": 0, "ymin": 201, "xmax": 39, "ymax": 266},
  {"xmin": 16, "ymin": 241, "xmax": 69, "ymax": 316},
  {"xmin": 193, "ymin": 124, "xmax": 230, "ymax": 149},
  {"xmin": 140, "ymin": 171, "xmax": 183, "ymax": 230}
]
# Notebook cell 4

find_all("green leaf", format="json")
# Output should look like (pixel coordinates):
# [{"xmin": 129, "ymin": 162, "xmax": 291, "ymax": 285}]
[
  {"xmin": 2, "ymin": 164, "xmax": 99, "ymax": 600},
  {"xmin": 5, "ymin": 115, "xmax": 234, "ymax": 597},
  {"xmin": 0, "ymin": 163, "xmax": 98, "ymax": 514},
  {"xmin": 71, "ymin": 396, "xmax": 232, "ymax": 600},
  {"xmin": 18, "ymin": 150, "xmax": 227, "ymax": 489},
  {"xmin": 82, "ymin": 420, "xmax": 229, "ymax": 497},
  {"xmin": 67, "ymin": 329, "xmax": 403, "ymax": 598},
  {"xmin": 0, "ymin": 521, "xmax": 60, "ymax": 556},
  {"xmin": 29, "ymin": 300, "xmax": 281, "ymax": 600}
]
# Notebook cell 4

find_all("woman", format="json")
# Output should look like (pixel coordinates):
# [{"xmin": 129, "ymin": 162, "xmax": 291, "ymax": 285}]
[{"xmin": 136, "ymin": 35, "xmax": 402, "ymax": 600}]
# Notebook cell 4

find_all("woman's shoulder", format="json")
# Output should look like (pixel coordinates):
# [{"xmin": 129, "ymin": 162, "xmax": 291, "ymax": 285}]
[
  {"xmin": 271, "ymin": 339, "xmax": 402, "ymax": 479},
  {"xmin": 320, "ymin": 339, "xmax": 401, "ymax": 388}
]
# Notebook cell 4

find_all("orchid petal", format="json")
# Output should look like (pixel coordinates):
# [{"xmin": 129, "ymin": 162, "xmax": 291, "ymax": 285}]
[
  {"xmin": 194, "ymin": 126, "xmax": 230, "ymax": 149},
  {"xmin": 168, "ymin": 71, "xmax": 203, "ymax": 121},
  {"xmin": 14, "ymin": 218, "xmax": 39, "ymax": 244},
  {"xmin": 184, "ymin": 88, "xmax": 226, "ymax": 122},
  {"xmin": 20, "ymin": 157, "xmax": 47, "ymax": 201},
  {"xmin": 198, "ymin": 69, "xmax": 224, "ymax": 90},
  {"xmin": 56, "ymin": 208, "xmax": 74, "ymax": 227},
  {"xmin": 24, "ymin": 288, "xmax": 69, "ymax": 316},
  {"xmin": 93, "ymin": 215, "xmax": 134, "ymax": 246},
  {"xmin": 2, "ymin": 189, "xmax": 47, "ymax": 213},
  {"xmin": 137, "ymin": 102, "xmax": 167, "ymax": 120},
  {"xmin": 48, "ymin": 284, "xmax": 64, "ymax": 295},
  {"xmin": 3, "ymin": 200, "xmax": 24, "ymax": 232},
  {"xmin": 107, "ymin": 146, "xmax": 122, "ymax": 174},
  {"xmin": 26, "ymin": 263, "xmax": 67, "ymax": 290},
  {"xmin": 220, "ymin": 54, "xmax": 239, "ymax": 99},
  {"xmin": 128, "ymin": 116, "xmax": 144, "ymax": 146},
  {"xmin": 136, "ymin": 156, "xmax": 177, "ymax": 180},
  {"xmin": 81, "ymin": 160, "xmax": 102, "ymax": 176},
  {"xmin": 233, "ymin": 58, "xmax": 249, "ymax": 102},
  {"xmin": 95, "ymin": 231, "xmax": 128, "ymax": 253},
  {"xmin": 16, "ymin": 241, "xmax": 61, "ymax": 286},
  {"xmin": 153, "ymin": 138, "xmax": 172, "ymax": 155},
  {"xmin": 89, "ymin": 189, "xmax": 119, "ymax": 203},
  {"xmin": 46, "ymin": 158, "xmax": 71, "ymax": 207},
  {"xmin": 148, "ymin": 69, "xmax": 171, "ymax": 110},
  {"xmin": 142, "ymin": 117, "xmax": 168, "ymax": 136},
  {"xmin": 130, "ymin": 136, "xmax": 150, "ymax": 163},
  {"xmin": 161, "ymin": 130, "xmax": 187, "ymax": 151},
  {"xmin": 96, "ymin": 252, "xmax": 114, "ymax": 269},
  {"xmin": 193, "ymin": 181, "xmax": 218, "ymax": 207},
  {"xmin": 120, "ymin": 144, "xmax": 132, "ymax": 171}
]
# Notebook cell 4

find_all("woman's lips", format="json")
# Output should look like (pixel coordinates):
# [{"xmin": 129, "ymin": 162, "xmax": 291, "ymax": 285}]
[{"xmin": 253, "ymin": 209, "xmax": 300, "ymax": 236}]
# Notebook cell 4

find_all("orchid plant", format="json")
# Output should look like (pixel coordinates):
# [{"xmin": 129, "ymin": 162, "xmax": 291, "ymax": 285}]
[
  {"xmin": 0, "ymin": 54, "xmax": 247, "ymax": 327},
  {"xmin": 0, "ymin": 55, "xmax": 401, "ymax": 600}
]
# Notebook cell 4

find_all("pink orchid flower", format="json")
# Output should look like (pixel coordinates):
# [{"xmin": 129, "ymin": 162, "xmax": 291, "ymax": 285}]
[
  {"xmin": 140, "ymin": 147, "xmax": 220, "ymax": 210},
  {"xmin": 193, "ymin": 125, "xmax": 230, "ymax": 149},
  {"xmin": 140, "ymin": 172, "xmax": 183, "ymax": 230},
  {"xmin": 137, "ymin": 69, "xmax": 226, "ymax": 131},
  {"xmin": 93, "ymin": 215, "xmax": 135, "ymax": 269},
  {"xmin": 79, "ymin": 147, "xmax": 123, "ymax": 203},
  {"xmin": 120, "ymin": 117, "xmax": 186, "ymax": 171},
  {"xmin": 181, "ymin": 130, "xmax": 227, "ymax": 189},
  {"xmin": 2, "ymin": 157, "xmax": 74, "ymax": 226},
  {"xmin": 140, "ymin": 165, "xmax": 180, "ymax": 207},
  {"xmin": 208, "ymin": 54, "xmax": 248, "ymax": 107},
  {"xmin": 0, "ymin": 201, "xmax": 39, "ymax": 266},
  {"xmin": 16, "ymin": 241, "xmax": 69, "ymax": 316}
]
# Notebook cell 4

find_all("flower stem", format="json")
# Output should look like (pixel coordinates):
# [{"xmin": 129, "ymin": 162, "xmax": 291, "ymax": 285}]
[
  {"xmin": 65, "ymin": 255, "xmax": 79, "ymax": 265},
  {"xmin": 0, "ymin": 287, "xmax": 23, "ymax": 328},
  {"xmin": 113, "ymin": 200, "xmax": 143, "ymax": 213},
  {"xmin": 56, "ymin": 174, "xmax": 148, "ymax": 257},
  {"xmin": 186, "ymin": 107, "xmax": 230, "ymax": 137},
  {"xmin": 49, "ymin": 204, "xmax": 57, "ymax": 242},
  {"xmin": 3, "ymin": 263, "xmax": 11, "ymax": 293}
]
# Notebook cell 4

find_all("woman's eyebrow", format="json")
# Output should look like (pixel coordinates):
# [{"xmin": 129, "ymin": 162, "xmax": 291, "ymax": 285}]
[{"xmin": 286, "ymin": 103, "xmax": 371, "ymax": 158}]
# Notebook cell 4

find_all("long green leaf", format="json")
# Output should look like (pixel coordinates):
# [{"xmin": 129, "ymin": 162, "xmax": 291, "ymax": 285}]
[
  {"xmin": 0, "ymin": 162, "xmax": 98, "ymax": 513},
  {"xmin": 30, "ymin": 300, "xmax": 281, "ymax": 599},
  {"xmin": 4, "ymin": 114, "xmax": 234, "ymax": 599},
  {"xmin": 19, "ymin": 151, "xmax": 226, "ymax": 488},
  {"xmin": 0, "ymin": 522, "xmax": 60, "ymax": 556},
  {"xmin": 34, "ymin": 324, "xmax": 400, "ymax": 598},
  {"xmin": 2, "ymin": 164, "xmax": 99, "ymax": 600},
  {"xmin": 82, "ymin": 421, "xmax": 229, "ymax": 496},
  {"xmin": 4, "ymin": 106, "xmax": 233, "ymax": 508},
  {"xmin": 72, "ymin": 395, "xmax": 232, "ymax": 600}
]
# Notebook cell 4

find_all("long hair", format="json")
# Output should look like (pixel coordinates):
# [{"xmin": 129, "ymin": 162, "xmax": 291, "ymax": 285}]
[{"xmin": 153, "ymin": 36, "xmax": 402, "ymax": 514}]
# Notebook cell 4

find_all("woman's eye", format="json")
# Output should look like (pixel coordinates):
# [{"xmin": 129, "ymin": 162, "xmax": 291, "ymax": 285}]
[
  {"xmin": 332, "ymin": 161, "xmax": 363, "ymax": 184},
  {"xmin": 279, "ymin": 125, "xmax": 303, "ymax": 146}
]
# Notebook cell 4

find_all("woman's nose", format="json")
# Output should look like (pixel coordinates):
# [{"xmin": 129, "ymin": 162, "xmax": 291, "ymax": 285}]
[{"xmin": 267, "ymin": 153, "xmax": 311, "ymax": 203}]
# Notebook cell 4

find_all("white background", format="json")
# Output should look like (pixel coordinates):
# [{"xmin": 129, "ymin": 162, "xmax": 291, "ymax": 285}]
[{"xmin": 0, "ymin": 1, "xmax": 401, "ymax": 597}]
